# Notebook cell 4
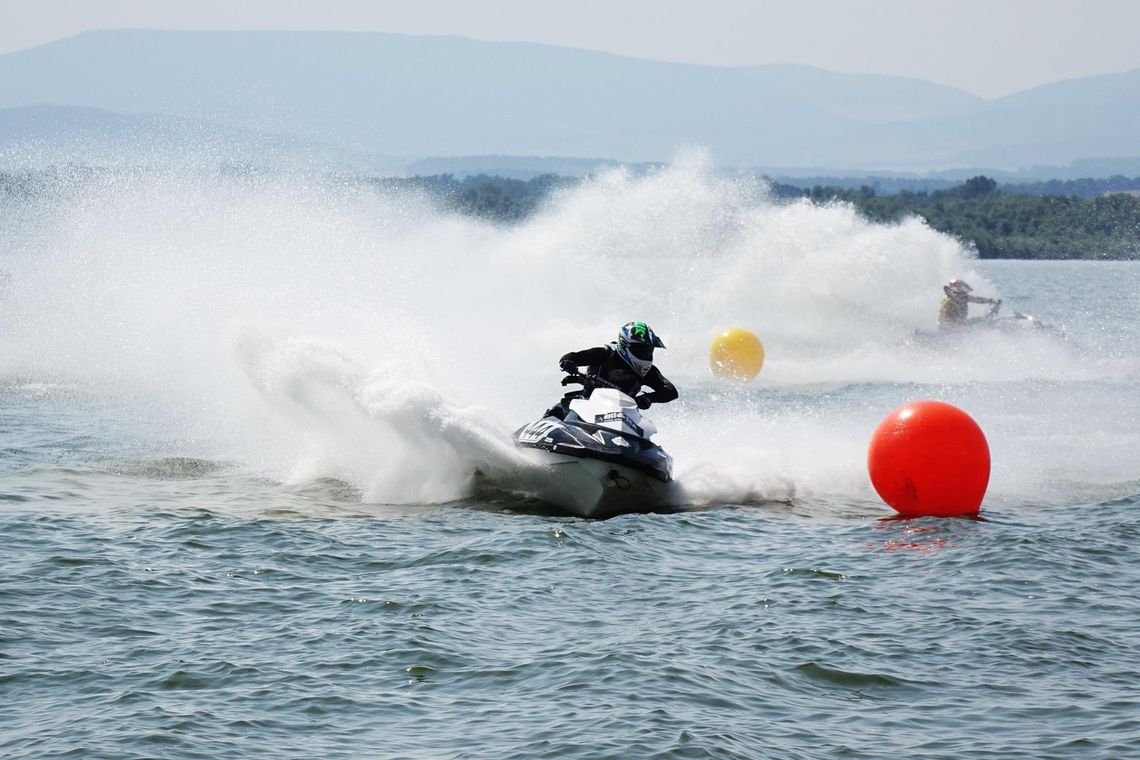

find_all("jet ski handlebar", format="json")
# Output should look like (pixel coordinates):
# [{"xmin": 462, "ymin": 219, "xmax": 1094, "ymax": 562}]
[{"xmin": 561, "ymin": 372, "xmax": 621, "ymax": 392}]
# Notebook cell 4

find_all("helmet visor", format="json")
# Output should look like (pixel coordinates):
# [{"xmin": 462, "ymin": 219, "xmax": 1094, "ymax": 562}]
[{"xmin": 629, "ymin": 343, "xmax": 654, "ymax": 361}]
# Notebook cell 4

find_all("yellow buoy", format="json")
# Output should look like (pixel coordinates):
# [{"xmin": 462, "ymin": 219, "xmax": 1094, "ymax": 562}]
[{"xmin": 709, "ymin": 328, "xmax": 765, "ymax": 381}]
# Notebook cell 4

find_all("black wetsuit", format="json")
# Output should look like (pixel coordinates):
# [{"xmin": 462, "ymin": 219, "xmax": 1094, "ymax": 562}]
[{"xmin": 547, "ymin": 344, "xmax": 678, "ymax": 418}]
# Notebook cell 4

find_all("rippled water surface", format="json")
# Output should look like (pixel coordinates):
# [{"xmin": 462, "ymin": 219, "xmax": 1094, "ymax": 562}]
[
  {"xmin": 3, "ymin": 170, "xmax": 1140, "ymax": 758},
  {"xmin": 5, "ymin": 488, "xmax": 1140, "ymax": 758}
]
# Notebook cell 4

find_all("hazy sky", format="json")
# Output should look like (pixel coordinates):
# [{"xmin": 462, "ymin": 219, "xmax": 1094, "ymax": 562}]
[{"xmin": 4, "ymin": 0, "xmax": 1140, "ymax": 99}]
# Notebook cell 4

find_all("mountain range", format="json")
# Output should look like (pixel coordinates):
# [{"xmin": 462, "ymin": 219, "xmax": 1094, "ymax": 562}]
[{"xmin": 1, "ymin": 29, "xmax": 1138, "ymax": 174}]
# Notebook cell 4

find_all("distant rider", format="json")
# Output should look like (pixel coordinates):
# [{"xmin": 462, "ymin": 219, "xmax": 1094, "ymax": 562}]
[
  {"xmin": 545, "ymin": 321, "xmax": 679, "ymax": 419},
  {"xmin": 939, "ymin": 279, "xmax": 1000, "ymax": 328}
]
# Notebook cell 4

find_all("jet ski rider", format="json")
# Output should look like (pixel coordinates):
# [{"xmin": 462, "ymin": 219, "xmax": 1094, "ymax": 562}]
[
  {"xmin": 545, "ymin": 321, "xmax": 679, "ymax": 420},
  {"xmin": 939, "ymin": 279, "xmax": 1000, "ymax": 328}
]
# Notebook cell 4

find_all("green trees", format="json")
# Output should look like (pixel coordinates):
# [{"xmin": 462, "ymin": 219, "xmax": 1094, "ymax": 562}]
[
  {"xmin": 372, "ymin": 173, "xmax": 573, "ymax": 223},
  {"xmin": 367, "ymin": 171, "xmax": 1139, "ymax": 260},
  {"xmin": 804, "ymin": 177, "xmax": 1140, "ymax": 260},
  {"xmin": 961, "ymin": 175, "xmax": 998, "ymax": 198}
]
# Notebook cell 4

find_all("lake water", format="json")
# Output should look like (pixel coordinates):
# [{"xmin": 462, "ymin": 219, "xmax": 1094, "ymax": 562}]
[{"xmin": 2, "ymin": 166, "xmax": 1139, "ymax": 758}]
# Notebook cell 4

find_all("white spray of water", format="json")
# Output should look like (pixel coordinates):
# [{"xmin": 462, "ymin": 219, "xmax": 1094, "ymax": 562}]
[{"xmin": 1, "ymin": 157, "xmax": 1125, "ymax": 505}]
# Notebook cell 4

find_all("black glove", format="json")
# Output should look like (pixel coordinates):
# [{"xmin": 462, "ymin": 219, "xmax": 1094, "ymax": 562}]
[
  {"xmin": 635, "ymin": 394, "xmax": 652, "ymax": 410},
  {"xmin": 561, "ymin": 375, "xmax": 583, "ymax": 386},
  {"xmin": 559, "ymin": 360, "xmax": 577, "ymax": 373}
]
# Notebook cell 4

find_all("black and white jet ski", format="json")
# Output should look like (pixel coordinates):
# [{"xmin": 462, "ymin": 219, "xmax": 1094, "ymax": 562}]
[{"xmin": 509, "ymin": 376, "xmax": 677, "ymax": 518}]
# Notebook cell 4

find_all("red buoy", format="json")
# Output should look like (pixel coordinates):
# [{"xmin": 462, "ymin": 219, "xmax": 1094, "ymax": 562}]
[{"xmin": 867, "ymin": 400, "xmax": 990, "ymax": 517}]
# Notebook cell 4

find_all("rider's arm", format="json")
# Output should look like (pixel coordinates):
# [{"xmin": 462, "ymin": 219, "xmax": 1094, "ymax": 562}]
[
  {"xmin": 639, "ymin": 368, "xmax": 678, "ymax": 404},
  {"xmin": 559, "ymin": 346, "xmax": 610, "ymax": 371},
  {"xmin": 968, "ymin": 294, "xmax": 998, "ymax": 305}
]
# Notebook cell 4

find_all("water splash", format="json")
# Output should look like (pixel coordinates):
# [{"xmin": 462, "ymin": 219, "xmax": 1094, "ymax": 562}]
[{"xmin": 1, "ymin": 158, "xmax": 1130, "ymax": 505}]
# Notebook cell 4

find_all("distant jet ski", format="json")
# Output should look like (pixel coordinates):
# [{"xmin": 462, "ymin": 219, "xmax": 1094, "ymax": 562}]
[
  {"xmin": 914, "ymin": 301, "xmax": 1064, "ymax": 343},
  {"xmin": 509, "ymin": 376, "xmax": 677, "ymax": 518},
  {"xmin": 988, "ymin": 305, "xmax": 1063, "ymax": 336}
]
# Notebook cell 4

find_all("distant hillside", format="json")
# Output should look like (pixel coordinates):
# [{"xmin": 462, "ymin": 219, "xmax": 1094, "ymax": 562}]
[
  {"xmin": 0, "ymin": 104, "xmax": 400, "ymax": 170},
  {"xmin": 1, "ymin": 30, "xmax": 1138, "ymax": 170}
]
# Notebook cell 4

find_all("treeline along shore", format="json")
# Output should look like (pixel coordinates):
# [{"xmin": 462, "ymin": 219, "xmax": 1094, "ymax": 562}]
[
  {"xmin": 3, "ymin": 167, "xmax": 1138, "ymax": 260},
  {"xmin": 376, "ymin": 172, "xmax": 1140, "ymax": 260},
  {"xmin": 784, "ymin": 176, "xmax": 1140, "ymax": 260}
]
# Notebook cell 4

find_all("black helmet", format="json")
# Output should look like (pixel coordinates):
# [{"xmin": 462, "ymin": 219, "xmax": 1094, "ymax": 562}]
[{"xmin": 617, "ymin": 321, "xmax": 665, "ymax": 376}]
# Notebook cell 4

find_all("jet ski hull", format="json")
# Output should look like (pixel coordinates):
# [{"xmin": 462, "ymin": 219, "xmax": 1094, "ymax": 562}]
[
  {"xmin": 514, "ymin": 451, "xmax": 679, "ymax": 518},
  {"xmin": 510, "ymin": 408, "xmax": 676, "ymax": 518}
]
